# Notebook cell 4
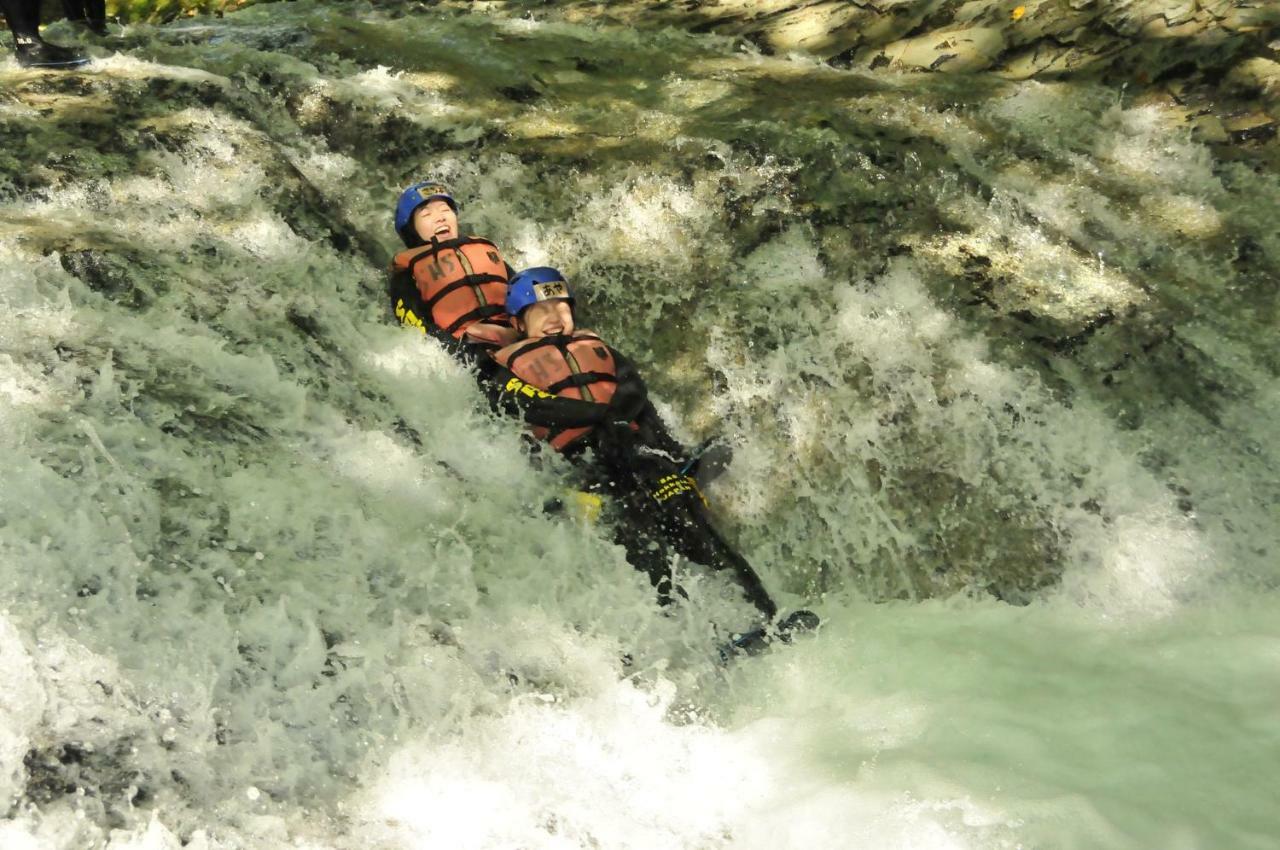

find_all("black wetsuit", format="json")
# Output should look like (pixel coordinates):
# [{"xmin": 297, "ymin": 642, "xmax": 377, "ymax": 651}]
[
  {"xmin": 388, "ymin": 264, "xmax": 776, "ymax": 620},
  {"xmin": 493, "ymin": 333, "xmax": 776, "ymax": 620},
  {"xmin": 578, "ymin": 389, "xmax": 777, "ymax": 620}
]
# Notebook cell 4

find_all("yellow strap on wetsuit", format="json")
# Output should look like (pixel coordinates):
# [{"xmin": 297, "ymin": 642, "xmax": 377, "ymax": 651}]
[{"xmin": 650, "ymin": 474, "xmax": 709, "ymax": 508}]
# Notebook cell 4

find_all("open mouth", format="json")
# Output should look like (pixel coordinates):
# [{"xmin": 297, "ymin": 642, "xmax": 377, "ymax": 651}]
[{"xmin": 434, "ymin": 225, "xmax": 452, "ymax": 237}]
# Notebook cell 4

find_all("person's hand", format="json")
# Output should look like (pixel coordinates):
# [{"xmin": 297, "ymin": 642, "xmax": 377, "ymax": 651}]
[
  {"xmin": 593, "ymin": 420, "xmax": 640, "ymax": 467},
  {"xmin": 605, "ymin": 380, "xmax": 648, "ymax": 423}
]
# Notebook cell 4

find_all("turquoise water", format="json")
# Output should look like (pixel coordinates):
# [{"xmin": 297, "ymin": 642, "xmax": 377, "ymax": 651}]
[{"xmin": 1, "ymin": 3, "xmax": 1277, "ymax": 847}]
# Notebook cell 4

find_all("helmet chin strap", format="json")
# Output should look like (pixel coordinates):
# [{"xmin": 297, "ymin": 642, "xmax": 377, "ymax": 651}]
[{"xmin": 400, "ymin": 225, "xmax": 450, "ymax": 250}]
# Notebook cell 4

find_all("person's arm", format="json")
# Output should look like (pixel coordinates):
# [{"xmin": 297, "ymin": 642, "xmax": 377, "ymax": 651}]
[
  {"xmin": 390, "ymin": 268, "xmax": 495, "ymax": 365},
  {"xmin": 604, "ymin": 348, "xmax": 649, "ymax": 424},
  {"xmin": 475, "ymin": 356, "xmax": 611, "ymax": 430},
  {"xmin": 388, "ymin": 268, "xmax": 421, "ymax": 325},
  {"xmin": 607, "ymin": 350, "xmax": 691, "ymax": 459}
]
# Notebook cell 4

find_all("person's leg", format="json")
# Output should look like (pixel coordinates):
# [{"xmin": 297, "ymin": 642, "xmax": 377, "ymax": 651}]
[
  {"xmin": 60, "ymin": 0, "xmax": 106, "ymax": 34},
  {"xmin": 599, "ymin": 486, "xmax": 679, "ymax": 606},
  {"xmin": 647, "ymin": 478, "xmax": 778, "ymax": 620},
  {"xmin": 2, "ymin": 0, "xmax": 42, "ymax": 42},
  {"xmin": 84, "ymin": 0, "xmax": 105, "ymax": 29},
  {"xmin": 4, "ymin": 0, "xmax": 87, "ymax": 66},
  {"xmin": 600, "ymin": 445, "xmax": 778, "ymax": 619}
]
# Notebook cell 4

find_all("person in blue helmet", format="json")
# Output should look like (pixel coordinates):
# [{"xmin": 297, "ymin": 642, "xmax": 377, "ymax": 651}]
[
  {"xmin": 387, "ymin": 180, "xmax": 519, "ymax": 359},
  {"xmin": 387, "ymin": 182, "xmax": 638, "ymax": 446},
  {"xmin": 491, "ymin": 267, "xmax": 786, "ymax": 624}
]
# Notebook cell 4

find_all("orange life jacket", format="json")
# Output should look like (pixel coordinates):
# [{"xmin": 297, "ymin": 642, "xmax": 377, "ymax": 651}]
[
  {"xmin": 390, "ymin": 236, "xmax": 510, "ymax": 338},
  {"xmin": 492, "ymin": 331, "xmax": 620, "ymax": 451}
]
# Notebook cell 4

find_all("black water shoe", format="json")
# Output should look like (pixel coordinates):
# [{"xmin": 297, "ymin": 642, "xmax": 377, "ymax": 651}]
[
  {"xmin": 717, "ymin": 609, "xmax": 821, "ymax": 662},
  {"xmin": 776, "ymin": 609, "xmax": 821, "ymax": 639},
  {"xmin": 679, "ymin": 438, "xmax": 735, "ymax": 487},
  {"xmin": 15, "ymin": 39, "xmax": 89, "ymax": 69}
]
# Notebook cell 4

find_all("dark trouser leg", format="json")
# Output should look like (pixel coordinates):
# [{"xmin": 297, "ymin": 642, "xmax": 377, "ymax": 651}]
[
  {"xmin": 651, "ymin": 487, "xmax": 778, "ymax": 620},
  {"xmin": 583, "ymin": 443, "xmax": 776, "ymax": 618},
  {"xmin": 2, "ymin": 0, "xmax": 42, "ymax": 41},
  {"xmin": 4, "ymin": 0, "xmax": 86, "ymax": 66},
  {"xmin": 61, "ymin": 0, "xmax": 104, "ymax": 25},
  {"xmin": 605, "ymin": 489, "xmax": 679, "ymax": 606},
  {"xmin": 592, "ymin": 447, "xmax": 779, "ymax": 619}
]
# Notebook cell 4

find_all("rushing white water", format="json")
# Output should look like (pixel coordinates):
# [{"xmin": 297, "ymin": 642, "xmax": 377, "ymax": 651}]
[{"xmin": 2, "ymin": 2, "xmax": 1278, "ymax": 848}]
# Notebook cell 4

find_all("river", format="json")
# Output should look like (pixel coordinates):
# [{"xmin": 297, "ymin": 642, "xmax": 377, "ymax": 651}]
[{"xmin": 2, "ymin": 3, "xmax": 1278, "ymax": 848}]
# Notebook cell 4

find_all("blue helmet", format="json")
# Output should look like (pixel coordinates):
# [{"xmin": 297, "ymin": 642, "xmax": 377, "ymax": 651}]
[
  {"xmin": 395, "ymin": 180, "xmax": 458, "ymax": 246},
  {"xmin": 506, "ymin": 267, "xmax": 574, "ymax": 318}
]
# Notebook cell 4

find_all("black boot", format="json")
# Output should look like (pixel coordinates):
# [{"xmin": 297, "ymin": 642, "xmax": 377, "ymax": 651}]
[
  {"xmin": 15, "ymin": 38, "xmax": 88, "ymax": 68},
  {"xmin": 775, "ymin": 609, "xmax": 821, "ymax": 640}
]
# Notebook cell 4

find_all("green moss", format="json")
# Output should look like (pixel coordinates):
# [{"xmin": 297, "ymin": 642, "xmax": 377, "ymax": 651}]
[{"xmin": 103, "ymin": 0, "xmax": 265, "ymax": 24}]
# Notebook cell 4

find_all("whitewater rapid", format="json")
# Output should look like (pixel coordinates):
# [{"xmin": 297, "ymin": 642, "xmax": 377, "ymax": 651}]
[{"xmin": 2, "ymin": 2, "xmax": 1278, "ymax": 848}]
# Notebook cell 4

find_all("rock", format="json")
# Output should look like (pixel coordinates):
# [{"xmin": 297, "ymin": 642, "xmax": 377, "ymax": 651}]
[
  {"xmin": 499, "ymin": 0, "xmax": 1276, "ymax": 87},
  {"xmin": 1222, "ymin": 111, "xmax": 1278, "ymax": 142},
  {"xmin": 883, "ymin": 26, "xmax": 1009, "ymax": 73},
  {"xmin": 1226, "ymin": 56, "xmax": 1280, "ymax": 105},
  {"xmin": 1188, "ymin": 113, "xmax": 1230, "ymax": 143}
]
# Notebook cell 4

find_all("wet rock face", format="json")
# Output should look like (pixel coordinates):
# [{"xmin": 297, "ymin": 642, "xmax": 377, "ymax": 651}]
[{"xmin": 487, "ymin": 0, "xmax": 1278, "ymax": 80}]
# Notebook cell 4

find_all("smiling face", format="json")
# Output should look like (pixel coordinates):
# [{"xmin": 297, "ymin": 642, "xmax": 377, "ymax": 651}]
[
  {"xmin": 412, "ymin": 199, "xmax": 458, "ymax": 242},
  {"xmin": 519, "ymin": 300, "xmax": 575, "ymax": 339}
]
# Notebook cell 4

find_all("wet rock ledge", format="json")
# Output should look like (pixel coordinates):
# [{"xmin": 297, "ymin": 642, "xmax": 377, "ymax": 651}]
[
  {"xmin": 465, "ymin": 0, "xmax": 1278, "ymax": 81},
  {"xmin": 499, "ymin": 0, "xmax": 1269, "ymax": 75}
]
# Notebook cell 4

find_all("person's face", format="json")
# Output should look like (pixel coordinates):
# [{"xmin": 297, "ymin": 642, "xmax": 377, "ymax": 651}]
[
  {"xmin": 413, "ymin": 200, "xmax": 458, "ymax": 242},
  {"xmin": 520, "ymin": 300, "xmax": 575, "ymax": 339}
]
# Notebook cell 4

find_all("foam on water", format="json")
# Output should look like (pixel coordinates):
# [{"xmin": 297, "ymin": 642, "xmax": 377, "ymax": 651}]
[{"xmin": 2, "ymin": 2, "xmax": 1278, "ymax": 848}]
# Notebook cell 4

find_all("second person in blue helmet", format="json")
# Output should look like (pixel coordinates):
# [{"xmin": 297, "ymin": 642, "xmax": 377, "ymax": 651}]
[{"xmin": 491, "ymin": 267, "xmax": 780, "ymax": 621}]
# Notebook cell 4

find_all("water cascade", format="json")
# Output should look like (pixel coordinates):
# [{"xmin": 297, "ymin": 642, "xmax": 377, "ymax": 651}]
[{"xmin": 2, "ymin": 2, "xmax": 1278, "ymax": 847}]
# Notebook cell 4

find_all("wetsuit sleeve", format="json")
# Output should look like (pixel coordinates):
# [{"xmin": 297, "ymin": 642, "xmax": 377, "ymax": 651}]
[
  {"xmin": 609, "ymin": 349, "xmax": 688, "ymax": 458},
  {"xmin": 634, "ymin": 402, "xmax": 689, "ymax": 459},
  {"xmin": 389, "ymin": 267, "xmax": 444, "ymax": 337},
  {"xmin": 476, "ymin": 357, "xmax": 611, "ymax": 429},
  {"xmin": 594, "ymin": 347, "xmax": 689, "ymax": 459},
  {"xmin": 604, "ymin": 348, "xmax": 649, "ymax": 424}
]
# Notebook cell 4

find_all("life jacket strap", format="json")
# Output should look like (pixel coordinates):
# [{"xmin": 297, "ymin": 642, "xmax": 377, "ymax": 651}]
[
  {"xmin": 547, "ymin": 372, "xmax": 617, "ymax": 394},
  {"xmin": 445, "ymin": 304, "xmax": 507, "ymax": 336},
  {"xmin": 421, "ymin": 273, "xmax": 508, "ymax": 313},
  {"xmin": 504, "ymin": 336, "xmax": 560, "ymax": 371},
  {"xmin": 393, "ymin": 235, "xmax": 501, "ymax": 273}
]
